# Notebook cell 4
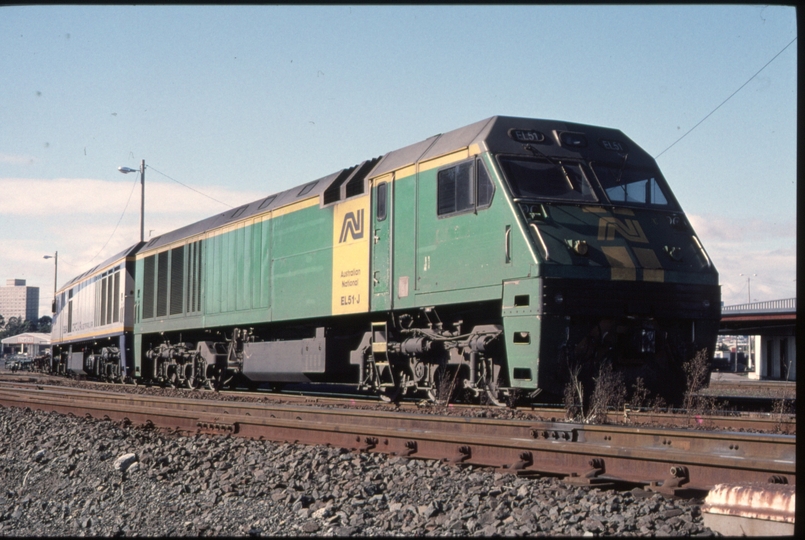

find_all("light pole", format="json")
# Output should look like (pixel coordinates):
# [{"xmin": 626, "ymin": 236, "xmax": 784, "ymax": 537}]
[
  {"xmin": 739, "ymin": 273, "xmax": 757, "ymax": 303},
  {"xmin": 118, "ymin": 159, "xmax": 145, "ymax": 243},
  {"xmin": 43, "ymin": 251, "xmax": 57, "ymax": 312},
  {"xmin": 738, "ymin": 272, "xmax": 757, "ymax": 373}
]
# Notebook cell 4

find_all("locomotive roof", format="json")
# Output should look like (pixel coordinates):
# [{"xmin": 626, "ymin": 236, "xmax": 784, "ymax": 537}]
[
  {"xmin": 137, "ymin": 168, "xmax": 344, "ymax": 253},
  {"xmin": 130, "ymin": 115, "xmax": 650, "ymax": 256},
  {"xmin": 59, "ymin": 241, "xmax": 143, "ymax": 293},
  {"xmin": 366, "ymin": 115, "xmax": 649, "ymax": 177}
]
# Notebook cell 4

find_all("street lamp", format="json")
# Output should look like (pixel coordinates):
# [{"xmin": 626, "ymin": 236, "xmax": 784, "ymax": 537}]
[
  {"xmin": 43, "ymin": 251, "xmax": 57, "ymax": 312},
  {"xmin": 118, "ymin": 159, "xmax": 145, "ymax": 243},
  {"xmin": 739, "ymin": 273, "xmax": 757, "ymax": 304}
]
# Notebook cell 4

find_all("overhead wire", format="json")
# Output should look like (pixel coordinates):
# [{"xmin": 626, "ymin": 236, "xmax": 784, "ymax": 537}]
[
  {"xmin": 86, "ymin": 171, "xmax": 141, "ymax": 265},
  {"xmin": 654, "ymin": 36, "xmax": 797, "ymax": 160},
  {"xmin": 147, "ymin": 165, "xmax": 234, "ymax": 209},
  {"xmin": 88, "ymin": 164, "xmax": 234, "ymax": 264}
]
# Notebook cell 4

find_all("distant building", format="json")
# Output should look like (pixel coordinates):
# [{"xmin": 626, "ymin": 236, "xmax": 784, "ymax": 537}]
[
  {"xmin": 0, "ymin": 279, "xmax": 39, "ymax": 322},
  {"xmin": 1, "ymin": 332, "xmax": 50, "ymax": 356}
]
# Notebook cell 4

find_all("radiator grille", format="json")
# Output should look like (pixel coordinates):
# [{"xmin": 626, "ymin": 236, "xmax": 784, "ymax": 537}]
[
  {"xmin": 169, "ymin": 245, "xmax": 184, "ymax": 315},
  {"xmin": 156, "ymin": 251, "xmax": 168, "ymax": 317},
  {"xmin": 142, "ymin": 255, "xmax": 155, "ymax": 319}
]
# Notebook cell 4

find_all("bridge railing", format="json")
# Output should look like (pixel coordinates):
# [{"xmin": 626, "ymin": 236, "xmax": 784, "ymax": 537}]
[{"xmin": 722, "ymin": 298, "xmax": 796, "ymax": 314}]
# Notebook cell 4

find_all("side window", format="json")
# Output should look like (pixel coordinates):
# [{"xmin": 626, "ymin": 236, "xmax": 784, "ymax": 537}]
[
  {"xmin": 476, "ymin": 159, "xmax": 494, "ymax": 208},
  {"xmin": 438, "ymin": 161, "xmax": 473, "ymax": 215},
  {"xmin": 376, "ymin": 182, "xmax": 387, "ymax": 221},
  {"xmin": 437, "ymin": 158, "xmax": 495, "ymax": 216}
]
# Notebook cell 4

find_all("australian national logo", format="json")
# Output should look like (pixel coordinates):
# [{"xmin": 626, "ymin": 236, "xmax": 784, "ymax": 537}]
[
  {"xmin": 339, "ymin": 209, "xmax": 365, "ymax": 243},
  {"xmin": 597, "ymin": 216, "xmax": 648, "ymax": 243}
]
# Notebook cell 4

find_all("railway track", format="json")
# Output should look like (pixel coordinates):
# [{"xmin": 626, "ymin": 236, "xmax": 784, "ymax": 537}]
[
  {"xmin": 0, "ymin": 381, "xmax": 794, "ymax": 498},
  {"xmin": 1, "ymin": 372, "xmax": 795, "ymax": 434}
]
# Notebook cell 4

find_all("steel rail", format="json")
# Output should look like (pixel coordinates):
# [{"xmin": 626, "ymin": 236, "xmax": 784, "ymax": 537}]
[
  {"xmin": 1, "ymin": 375, "xmax": 793, "ymax": 433},
  {"xmin": 0, "ymin": 383, "xmax": 796, "ymax": 448},
  {"xmin": 0, "ymin": 385, "xmax": 794, "ymax": 496}
]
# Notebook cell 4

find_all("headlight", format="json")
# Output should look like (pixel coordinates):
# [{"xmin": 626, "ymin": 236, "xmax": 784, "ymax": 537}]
[{"xmin": 565, "ymin": 239, "xmax": 589, "ymax": 256}]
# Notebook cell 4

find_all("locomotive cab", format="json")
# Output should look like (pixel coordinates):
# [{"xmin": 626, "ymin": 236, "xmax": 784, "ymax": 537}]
[{"xmin": 487, "ymin": 122, "xmax": 720, "ymax": 403}]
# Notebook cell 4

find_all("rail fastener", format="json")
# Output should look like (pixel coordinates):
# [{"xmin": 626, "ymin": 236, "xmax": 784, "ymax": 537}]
[
  {"xmin": 647, "ymin": 464, "xmax": 692, "ymax": 497},
  {"xmin": 445, "ymin": 445, "xmax": 472, "ymax": 465},
  {"xmin": 564, "ymin": 457, "xmax": 617, "ymax": 489}
]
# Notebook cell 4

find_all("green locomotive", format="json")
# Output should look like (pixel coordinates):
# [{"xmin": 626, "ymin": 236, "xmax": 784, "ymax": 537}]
[{"xmin": 56, "ymin": 116, "xmax": 721, "ymax": 405}]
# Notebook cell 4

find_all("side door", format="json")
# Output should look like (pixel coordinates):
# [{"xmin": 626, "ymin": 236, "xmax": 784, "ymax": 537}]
[{"xmin": 371, "ymin": 174, "xmax": 393, "ymax": 311}]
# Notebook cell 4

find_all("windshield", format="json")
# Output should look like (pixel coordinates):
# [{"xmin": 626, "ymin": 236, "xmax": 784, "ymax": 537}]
[
  {"xmin": 498, "ymin": 157, "xmax": 598, "ymax": 202},
  {"xmin": 593, "ymin": 164, "xmax": 674, "ymax": 208}
]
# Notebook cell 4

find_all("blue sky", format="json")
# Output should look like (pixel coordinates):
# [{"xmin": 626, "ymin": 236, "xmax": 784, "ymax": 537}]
[{"xmin": 0, "ymin": 5, "xmax": 797, "ymax": 317}]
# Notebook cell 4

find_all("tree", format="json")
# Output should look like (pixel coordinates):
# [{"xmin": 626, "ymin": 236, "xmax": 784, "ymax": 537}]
[
  {"xmin": 34, "ymin": 316, "xmax": 52, "ymax": 334},
  {"xmin": 0, "ymin": 316, "xmax": 31, "ymax": 339}
]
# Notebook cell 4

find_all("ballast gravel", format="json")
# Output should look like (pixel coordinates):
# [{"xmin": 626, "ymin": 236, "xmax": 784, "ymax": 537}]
[{"xmin": 0, "ymin": 406, "xmax": 716, "ymax": 537}]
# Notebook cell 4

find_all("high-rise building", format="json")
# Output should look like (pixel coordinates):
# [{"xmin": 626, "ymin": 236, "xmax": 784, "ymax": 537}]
[{"xmin": 0, "ymin": 279, "xmax": 39, "ymax": 322}]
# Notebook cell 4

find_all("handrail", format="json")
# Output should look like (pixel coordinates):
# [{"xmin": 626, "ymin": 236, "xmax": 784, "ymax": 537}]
[
  {"xmin": 691, "ymin": 235, "xmax": 712, "ymax": 268},
  {"xmin": 530, "ymin": 223, "xmax": 550, "ymax": 261},
  {"xmin": 504, "ymin": 226, "xmax": 511, "ymax": 264}
]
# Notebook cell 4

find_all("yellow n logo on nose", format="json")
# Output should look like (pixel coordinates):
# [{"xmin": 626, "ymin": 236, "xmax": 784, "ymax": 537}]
[{"xmin": 597, "ymin": 217, "xmax": 648, "ymax": 243}]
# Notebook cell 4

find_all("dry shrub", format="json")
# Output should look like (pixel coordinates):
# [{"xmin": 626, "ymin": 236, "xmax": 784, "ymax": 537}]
[
  {"xmin": 682, "ymin": 348, "xmax": 718, "ymax": 426},
  {"xmin": 629, "ymin": 377, "xmax": 650, "ymax": 410},
  {"xmin": 564, "ymin": 361, "xmax": 626, "ymax": 424},
  {"xmin": 587, "ymin": 361, "xmax": 626, "ymax": 423},
  {"xmin": 771, "ymin": 388, "xmax": 795, "ymax": 434},
  {"xmin": 563, "ymin": 363, "xmax": 584, "ymax": 421},
  {"xmin": 431, "ymin": 364, "xmax": 460, "ymax": 406},
  {"xmin": 649, "ymin": 395, "xmax": 668, "ymax": 414}
]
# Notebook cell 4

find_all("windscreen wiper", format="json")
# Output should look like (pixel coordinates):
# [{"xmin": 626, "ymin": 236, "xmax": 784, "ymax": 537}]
[
  {"xmin": 523, "ymin": 144, "xmax": 574, "ymax": 189},
  {"xmin": 615, "ymin": 152, "xmax": 629, "ymax": 184}
]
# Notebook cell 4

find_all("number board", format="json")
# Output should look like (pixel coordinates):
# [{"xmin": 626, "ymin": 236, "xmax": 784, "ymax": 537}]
[
  {"xmin": 599, "ymin": 139, "xmax": 628, "ymax": 152},
  {"xmin": 508, "ymin": 128, "xmax": 546, "ymax": 144}
]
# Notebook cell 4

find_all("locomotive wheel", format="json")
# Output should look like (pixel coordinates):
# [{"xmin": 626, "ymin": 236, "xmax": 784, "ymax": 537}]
[
  {"xmin": 485, "ymin": 384, "xmax": 504, "ymax": 407},
  {"xmin": 379, "ymin": 386, "xmax": 402, "ymax": 403},
  {"xmin": 481, "ymin": 359, "xmax": 505, "ymax": 407},
  {"xmin": 184, "ymin": 364, "xmax": 195, "ymax": 390}
]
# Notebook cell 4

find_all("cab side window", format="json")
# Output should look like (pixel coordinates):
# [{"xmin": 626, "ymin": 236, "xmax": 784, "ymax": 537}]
[{"xmin": 437, "ymin": 158, "xmax": 495, "ymax": 217}]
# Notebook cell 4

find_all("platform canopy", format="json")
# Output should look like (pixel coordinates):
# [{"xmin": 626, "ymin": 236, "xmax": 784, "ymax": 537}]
[{"xmin": 1, "ymin": 332, "xmax": 51, "ymax": 346}]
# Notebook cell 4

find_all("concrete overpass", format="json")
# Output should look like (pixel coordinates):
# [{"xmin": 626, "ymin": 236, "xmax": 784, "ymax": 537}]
[{"xmin": 720, "ymin": 298, "xmax": 796, "ymax": 381}]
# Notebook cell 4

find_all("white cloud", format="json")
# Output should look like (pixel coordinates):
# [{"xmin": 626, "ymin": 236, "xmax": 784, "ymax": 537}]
[
  {"xmin": 686, "ymin": 212, "xmax": 797, "ymax": 305},
  {"xmin": 0, "ymin": 177, "xmax": 266, "ymax": 217},
  {"xmin": 699, "ymin": 242, "xmax": 795, "ymax": 306},
  {"xmin": 0, "ymin": 154, "xmax": 34, "ymax": 166},
  {"xmin": 688, "ymin": 213, "xmax": 796, "ymax": 244}
]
